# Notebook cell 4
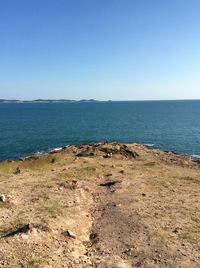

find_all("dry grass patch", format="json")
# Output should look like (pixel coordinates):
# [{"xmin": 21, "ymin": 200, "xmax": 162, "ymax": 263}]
[
  {"xmin": 179, "ymin": 224, "xmax": 200, "ymax": 244},
  {"xmin": 150, "ymin": 229, "xmax": 170, "ymax": 246},
  {"xmin": 23, "ymin": 258, "xmax": 45, "ymax": 268},
  {"xmin": 38, "ymin": 204, "xmax": 64, "ymax": 218}
]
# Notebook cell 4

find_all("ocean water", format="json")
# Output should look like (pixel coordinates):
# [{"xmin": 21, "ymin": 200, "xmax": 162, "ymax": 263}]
[{"xmin": 0, "ymin": 100, "xmax": 200, "ymax": 161}]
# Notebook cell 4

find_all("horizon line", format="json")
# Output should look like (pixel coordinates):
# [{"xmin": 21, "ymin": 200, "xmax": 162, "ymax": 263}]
[{"xmin": 1, "ymin": 98, "xmax": 200, "ymax": 102}]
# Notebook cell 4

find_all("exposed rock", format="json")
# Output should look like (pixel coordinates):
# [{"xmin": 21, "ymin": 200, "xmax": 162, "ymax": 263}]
[
  {"xmin": 103, "ymin": 152, "xmax": 113, "ymax": 158},
  {"xmin": 76, "ymin": 150, "xmax": 94, "ymax": 157},
  {"xmin": 24, "ymin": 155, "xmax": 40, "ymax": 161},
  {"xmin": 100, "ymin": 145, "xmax": 138, "ymax": 158},
  {"xmin": 2, "ymin": 224, "xmax": 34, "ymax": 238},
  {"xmin": 100, "ymin": 180, "xmax": 122, "ymax": 188}
]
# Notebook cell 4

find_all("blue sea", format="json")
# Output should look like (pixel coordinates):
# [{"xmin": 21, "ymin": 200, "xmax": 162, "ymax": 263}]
[{"xmin": 1, "ymin": 100, "xmax": 200, "ymax": 161}]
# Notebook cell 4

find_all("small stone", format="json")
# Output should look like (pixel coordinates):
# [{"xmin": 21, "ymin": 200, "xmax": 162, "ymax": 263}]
[
  {"xmin": 173, "ymin": 227, "xmax": 181, "ymax": 233},
  {"xmin": 14, "ymin": 167, "xmax": 20, "ymax": 174},
  {"xmin": 51, "ymin": 158, "xmax": 56, "ymax": 163},
  {"xmin": 0, "ymin": 194, "xmax": 13, "ymax": 203},
  {"xmin": 63, "ymin": 230, "xmax": 76, "ymax": 239},
  {"xmin": 89, "ymin": 233, "xmax": 99, "ymax": 244},
  {"xmin": 105, "ymin": 173, "xmax": 112, "ymax": 177},
  {"xmin": 71, "ymin": 180, "xmax": 78, "ymax": 189}
]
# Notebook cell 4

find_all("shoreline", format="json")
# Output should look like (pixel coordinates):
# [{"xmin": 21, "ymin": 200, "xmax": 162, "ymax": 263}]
[{"xmin": 1, "ymin": 141, "xmax": 198, "ymax": 165}]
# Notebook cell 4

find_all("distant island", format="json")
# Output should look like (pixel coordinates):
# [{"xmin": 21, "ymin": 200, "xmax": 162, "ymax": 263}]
[{"xmin": 0, "ymin": 99, "xmax": 101, "ymax": 103}]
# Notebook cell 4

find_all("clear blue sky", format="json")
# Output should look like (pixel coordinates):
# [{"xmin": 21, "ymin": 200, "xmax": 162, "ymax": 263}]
[{"xmin": 0, "ymin": 0, "xmax": 200, "ymax": 100}]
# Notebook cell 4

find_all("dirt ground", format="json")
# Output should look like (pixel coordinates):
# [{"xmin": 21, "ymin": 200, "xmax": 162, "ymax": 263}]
[{"xmin": 0, "ymin": 143, "xmax": 200, "ymax": 268}]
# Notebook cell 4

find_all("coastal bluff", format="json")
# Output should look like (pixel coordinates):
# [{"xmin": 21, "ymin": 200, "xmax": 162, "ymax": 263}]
[{"xmin": 0, "ymin": 143, "xmax": 200, "ymax": 267}]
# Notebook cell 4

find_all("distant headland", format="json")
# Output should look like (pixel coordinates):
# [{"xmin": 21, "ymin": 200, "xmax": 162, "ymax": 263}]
[{"xmin": 0, "ymin": 99, "xmax": 104, "ymax": 103}]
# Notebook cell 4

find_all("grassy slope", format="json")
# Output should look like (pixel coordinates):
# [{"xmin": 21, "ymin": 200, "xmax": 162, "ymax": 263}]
[{"xmin": 0, "ymin": 144, "xmax": 200, "ymax": 268}]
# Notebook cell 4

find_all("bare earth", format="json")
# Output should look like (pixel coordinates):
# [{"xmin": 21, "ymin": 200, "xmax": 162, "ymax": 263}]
[{"xmin": 0, "ymin": 143, "xmax": 200, "ymax": 268}]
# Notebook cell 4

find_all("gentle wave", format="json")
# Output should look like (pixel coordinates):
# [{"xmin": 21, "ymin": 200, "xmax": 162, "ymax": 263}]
[
  {"xmin": 22, "ymin": 146, "xmax": 70, "ymax": 160},
  {"xmin": 144, "ymin": 143, "xmax": 155, "ymax": 147},
  {"xmin": 191, "ymin": 154, "xmax": 200, "ymax": 160},
  {"xmin": 33, "ymin": 151, "xmax": 47, "ymax": 156},
  {"xmin": 49, "ymin": 147, "xmax": 63, "ymax": 153}
]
